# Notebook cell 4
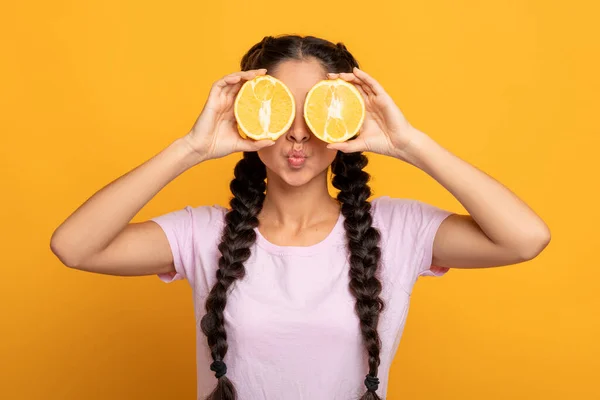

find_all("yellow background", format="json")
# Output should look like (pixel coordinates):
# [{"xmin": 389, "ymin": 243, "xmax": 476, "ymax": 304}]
[{"xmin": 1, "ymin": 0, "xmax": 598, "ymax": 399}]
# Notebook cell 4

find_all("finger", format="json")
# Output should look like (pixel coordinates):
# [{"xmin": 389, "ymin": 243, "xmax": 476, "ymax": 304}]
[
  {"xmin": 223, "ymin": 75, "xmax": 242, "ymax": 85},
  {"xmin": 215, "ymin": 74, "xmax": 239, "ymax": 89},
  {"xmin": 353, "ymin": 67, "xmax": 384, "ymax": 96},
  {"xmin": 234, "ymin": 68, "xmax": 267, "ymax": 77},
  {"xmin": 328, "ymin": 71, "xmax": 355, "ymax": 80},
  {"xmin": 226, "ymin": 70, "xmax": 266, "ymax": 95},
  {"xmin": 216, "ymin": 68, "xmax": 267, "ymax": 89},
  {"xmin": 237, "ymin": 138, "xmax": 276, "ymax": 152},
  {"xmin": 223, "ymin": 68, "xmax": 268, "ymax": 96},
  {"xmin": 221, "ymin": 79, "xmax": 243, "ymax": 98},
  {"xmin": 328, "ymin": 72, "xmax": 373, "ymax": 96},
  {"xmin": 326, "ymin": 138, "xmax": 365, "ymax": 153},
  {"xmin": 240, "ymin": 68, "xmax": 268, "ymax": 80},
  {"xmin": 240, "ymin": 70, "xmax": 260, "ymax": 81},
  {"xmin": 348, "ymin": 78, "xmax": 369, "ymax": 99},
  {"xmin": 344, "ymin": 72, "xmax": 374, "ymax": 96},
  {"xmin": 223, "ymin": 80, "xmax": 244, "ymax": 97},
  {"xmin": 250, "ymin": 68, "xmax": 268, "ymax": 75},
  {"xmin": 328, "ymin": 72, "xmax": 360, "ymax": 84}
]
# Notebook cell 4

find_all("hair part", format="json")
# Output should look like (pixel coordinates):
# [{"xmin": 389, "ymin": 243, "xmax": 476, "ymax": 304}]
[{"xmin": 201, "ymin": 34, "xmax": 385, "ymax": 400}]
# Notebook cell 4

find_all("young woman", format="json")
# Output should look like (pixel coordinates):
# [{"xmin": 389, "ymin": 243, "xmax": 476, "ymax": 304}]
[{"xmin": 50, "ymin": 35, "xmax": 551, "ymax": 400}]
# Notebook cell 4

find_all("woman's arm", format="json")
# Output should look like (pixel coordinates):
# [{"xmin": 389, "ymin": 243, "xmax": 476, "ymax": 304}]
[
  {"xmin": 50, "ymin": 138, "xmax": 203, "ymax": 272},
  {"xmin": 403, "ymin": 128, "xmax": 551, "ymax": 269},
  {"xmin": 311, "ymin": 68, "xmax": 550, "ymax": 269},
  {"xmin": 50, "ymin": 69, "xmax": 272, "ymax": 276}
]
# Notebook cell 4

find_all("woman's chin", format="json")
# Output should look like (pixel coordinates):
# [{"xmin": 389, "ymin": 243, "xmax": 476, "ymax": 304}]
[
  {"xmin": 278, "ymin": 172, "xmax": 314, "ymax": 187},
  {"xmin": 268, "ymin": 165, "xmax": 318, "ymax": 188}
]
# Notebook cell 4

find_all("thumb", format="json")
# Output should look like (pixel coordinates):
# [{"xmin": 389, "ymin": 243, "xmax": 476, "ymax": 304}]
[
  {"xmin": 237, "ymin": 138, "xmax": 276, "ymax": 152},
  {"xmin": 326, "ymin": 140, "xmax": 363, "ymax": 153}
]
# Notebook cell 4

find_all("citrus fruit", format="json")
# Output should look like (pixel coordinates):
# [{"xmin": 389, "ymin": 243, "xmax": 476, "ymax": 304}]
[
  {"xmin": 234, "ymin": 75, "xmax": 296, "ymax": 140},
  {"xmin": 303, "ymin": 78, "xmax": 365, "ymax": 143}
]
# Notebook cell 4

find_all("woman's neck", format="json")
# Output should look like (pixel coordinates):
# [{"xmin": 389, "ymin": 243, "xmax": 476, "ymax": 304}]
[{"xmin": 259, "ymin": 169, "xmax": 340, "ymax": 228}]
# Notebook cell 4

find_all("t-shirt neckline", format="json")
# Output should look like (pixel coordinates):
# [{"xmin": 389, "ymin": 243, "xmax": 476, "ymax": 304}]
[{"xmin": 254, "ymin": 212, "xmax": 345, "ymax": 256}]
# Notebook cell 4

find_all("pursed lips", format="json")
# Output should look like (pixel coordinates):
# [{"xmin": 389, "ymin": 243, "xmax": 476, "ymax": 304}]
[{"xmin": 287, "ymin": 150, "xmax": 307, "ymax": 159}]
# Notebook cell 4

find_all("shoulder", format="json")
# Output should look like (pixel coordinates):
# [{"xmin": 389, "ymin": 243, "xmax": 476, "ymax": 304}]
[
  {"xmin": 188, "ymin": 204, "xmax": 228, "ymax": 227},
  {"xmin": 150, "ymin": 203, "xmax": 228, "ymax": 237},
  {"xmin": 149, "ymin": 204, "xmax": 229, "ymax": 287},
  {"xmin": 371, "ymin": 195, "xmax": 416, "ymax": 214},
  {"xmin": 370, "ymin": 195, "xmax": 453, "ymax": 236},
  {"xmin": 370, "ymin": 196, "xmax": 454, "ymax": 289},
  {"xmin": 371, "ymin": 195, "xmax": 438, "ymax": 221}
]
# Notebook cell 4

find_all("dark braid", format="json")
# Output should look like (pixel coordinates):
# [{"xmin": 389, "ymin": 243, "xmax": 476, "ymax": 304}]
[
  {"xmin": 201, "ymin": 34, "xmax": 386, "ymax": 399},
  {"xmin": 332, "ymin": 151, "xmax": 385, "ymax": 400},
  {"xmin": 200, "ymin": 152, "xmax": 266, "ymax": 400}
]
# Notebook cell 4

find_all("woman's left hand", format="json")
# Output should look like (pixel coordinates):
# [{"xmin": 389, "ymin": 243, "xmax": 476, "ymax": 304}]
[{"xmin": 325, "ymin": 67, "xmax": 425, "ymax": 160}]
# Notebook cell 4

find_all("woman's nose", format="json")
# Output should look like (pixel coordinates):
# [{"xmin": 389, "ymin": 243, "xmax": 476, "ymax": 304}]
[
  {"xmin": 286, "ymin": 128, "xmax": 310, "ymax": 143},
  {"xmin": 285, "ymin": 118, "xmax": 311, "ymax": 143}
]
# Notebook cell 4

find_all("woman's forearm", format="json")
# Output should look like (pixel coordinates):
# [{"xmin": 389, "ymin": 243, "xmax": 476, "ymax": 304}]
[
  {"xmin": 401, "ymin": 128, "xmax": 551, "ymax": 254},
  {"xmin": 50, "ymin": 137, "xmax": 204, "ymax": 266}
]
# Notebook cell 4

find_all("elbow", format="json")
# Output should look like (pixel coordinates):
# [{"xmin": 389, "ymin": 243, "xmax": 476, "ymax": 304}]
[
  {"xmin": 50, "ymin": 232, "xmax": 81, "ymax": 269},
  {"xmin": 517, "ymin": 224, "xmax": 551, "ymax": 261}
]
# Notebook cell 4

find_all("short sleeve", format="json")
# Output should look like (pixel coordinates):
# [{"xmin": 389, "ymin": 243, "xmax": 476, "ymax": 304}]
[
  {"xmin": 372, "ymin": 196, "xmax": 453, "ymax": 291},
  {"xmin": 150, "ymin": 205, "xmax": 226, "ymax": 288}
]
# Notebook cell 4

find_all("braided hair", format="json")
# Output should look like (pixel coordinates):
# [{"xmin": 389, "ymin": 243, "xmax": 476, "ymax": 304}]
[{"xmin": 201, "ymin": 35, "xmax": 385, "ymax": 400}]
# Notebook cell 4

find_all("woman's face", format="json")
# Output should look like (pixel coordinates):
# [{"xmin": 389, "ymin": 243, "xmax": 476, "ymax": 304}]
[{"xmin": 257, "ymin": 58, "xmax": 338, "ymax": 187}]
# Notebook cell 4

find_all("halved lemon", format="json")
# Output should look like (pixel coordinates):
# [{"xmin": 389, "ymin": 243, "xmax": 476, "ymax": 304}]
[
  {"xmin": 304, "ymin": 78, "xmax": 365, "ymax": 143},
  {"xmin": 234, "ymin": 75, "xmax": 295, "ymax": 140}
]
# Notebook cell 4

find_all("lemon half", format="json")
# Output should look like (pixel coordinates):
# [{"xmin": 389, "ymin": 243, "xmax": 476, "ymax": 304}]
[
  {"xmin": 234, "ymin": 75, "xmax": 296, "ymax": 140},
  {"xmin": 303, "ymin": 78, "xmax": 365, "ymax": 143}
]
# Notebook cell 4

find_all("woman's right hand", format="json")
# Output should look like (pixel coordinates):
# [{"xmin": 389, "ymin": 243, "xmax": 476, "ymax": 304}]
[{"xmin": 182, "ymin": 68, "xmax": 276, "ymax": 161}]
